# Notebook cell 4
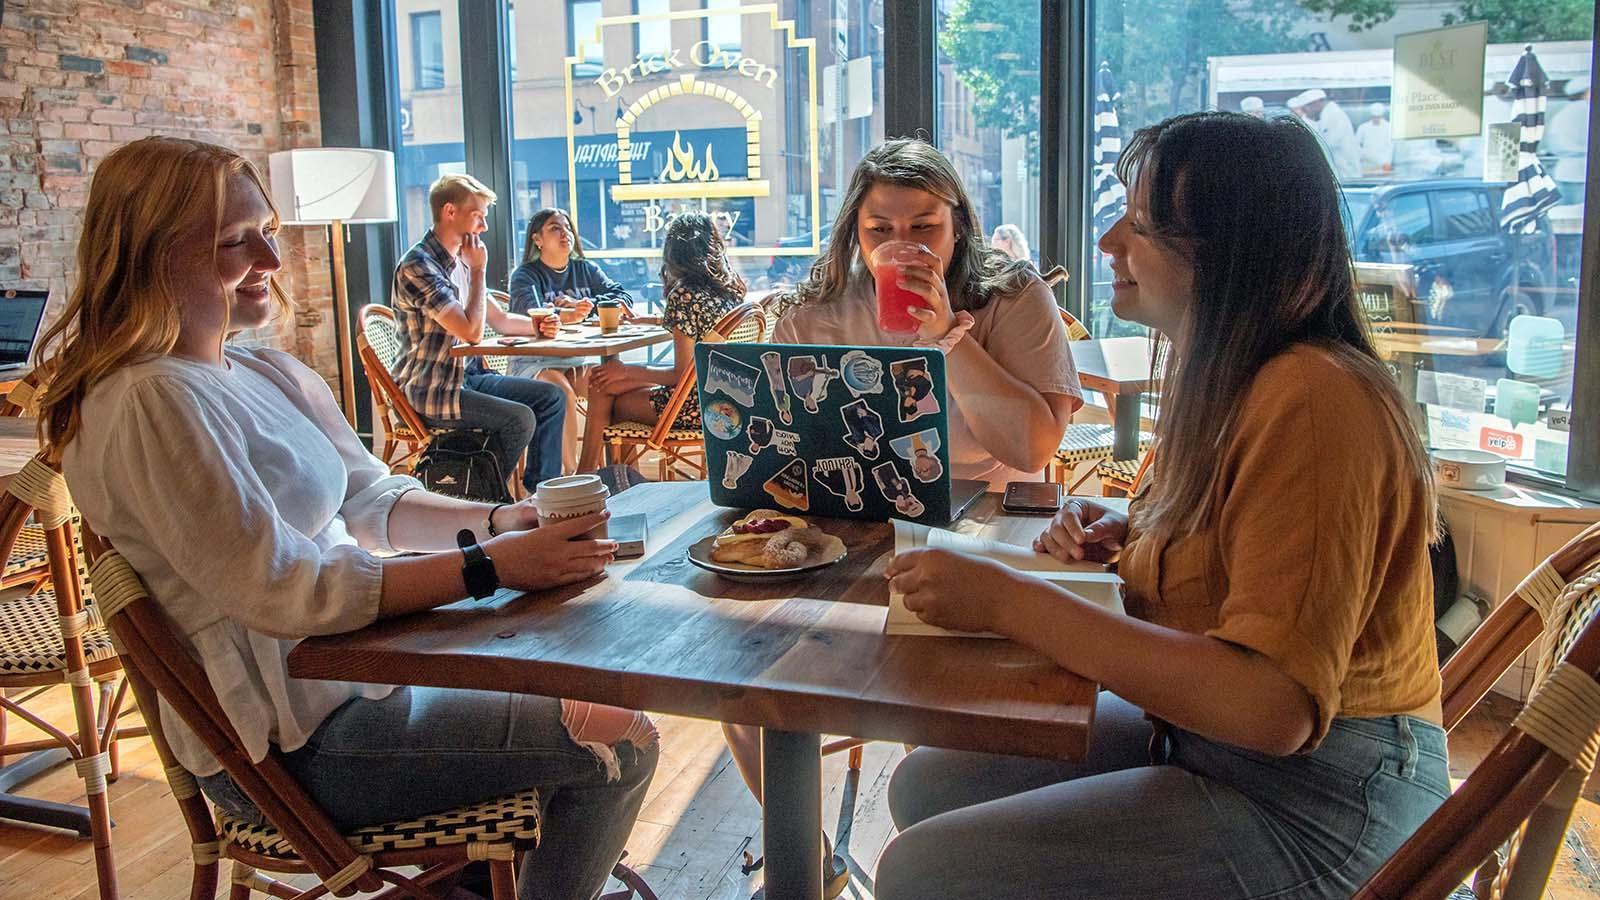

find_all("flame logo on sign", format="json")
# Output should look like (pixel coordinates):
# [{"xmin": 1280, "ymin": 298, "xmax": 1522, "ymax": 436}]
[{"xmin": 660, "ymin": 131, "xmax": 720, "ymax": 183}]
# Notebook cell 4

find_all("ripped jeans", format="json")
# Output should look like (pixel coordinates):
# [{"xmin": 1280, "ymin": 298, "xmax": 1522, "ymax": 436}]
[{"xmin": 197, "ymin": 687, "xmax": 659, "ymax": 900}]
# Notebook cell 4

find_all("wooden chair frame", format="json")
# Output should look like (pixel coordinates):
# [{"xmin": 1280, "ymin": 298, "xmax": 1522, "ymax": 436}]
[
  {"xmin": 0, "ymin": 456, "xmax": 146, "ymax": 900},
  {"xmin": 1356, "ymin": 520, "xmax": 1600, "ymax": 899},
  {"xmin": 361, "ymin": 303, "xmax": 529, "ymax": 496},
  {"xmin": 357, "ymin": 305, "xmax": 435, "ymax": 474},
  {"xmin": 605, "ymin": 302, "xmax": 768, "ymax": 482}
]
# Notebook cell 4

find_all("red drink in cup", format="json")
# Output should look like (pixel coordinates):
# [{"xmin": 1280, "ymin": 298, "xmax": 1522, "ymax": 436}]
[{"xmin": 871, "ymin": 241, "xmax": 932, "ymax": 333}]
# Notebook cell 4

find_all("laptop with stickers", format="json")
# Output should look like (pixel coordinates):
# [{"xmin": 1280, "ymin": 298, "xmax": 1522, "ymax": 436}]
[{"xmin": 695, "ymin": 342, "xmax": 987, "ymax": 525}]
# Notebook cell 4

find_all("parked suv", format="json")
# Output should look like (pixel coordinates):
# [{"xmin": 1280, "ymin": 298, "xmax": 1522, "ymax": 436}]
[{"xmin": 1343, "ymin": 179, "xmax": 1557, "ymax": 339}]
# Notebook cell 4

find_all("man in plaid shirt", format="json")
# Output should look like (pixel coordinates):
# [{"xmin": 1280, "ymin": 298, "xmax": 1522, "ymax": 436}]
[{"xmin": 390, "ymin": 174, "xmax": 566, "ymax": 491}]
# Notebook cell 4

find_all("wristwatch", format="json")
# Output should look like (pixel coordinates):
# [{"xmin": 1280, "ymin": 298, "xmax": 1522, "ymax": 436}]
[{"xmin": 456, "ymin": 529, "xmax": 500, "ymax": 600}]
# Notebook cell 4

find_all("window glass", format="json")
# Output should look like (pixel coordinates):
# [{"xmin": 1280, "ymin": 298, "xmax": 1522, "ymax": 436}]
[
  {"xmin": 394, "ymin": 0, "xmax": 464, "ymax": 249},
  {"xmin": 1437, "ymin": 189, "xmax": 1495, "ymax": 238},
  {"xmin": 706, "ymin": 0, "xmax": 742, "ymax": 54},
  {"xmin": 508, "ymin": 5, "xmax": 517, "ymax": 82},
  {"xmin": 1385, "ymin": 193, "xmax": 1434, "ymax": 246},
  {"xmin": 636, "ymin": 0, "xmax": 672, "ymax": 60},
  {"xmin": 411, "ymin": 11, "xmax": 443, "ymax": 90},
  {"xmin": 936, "ymin": 0, "xmax": 1041, "ymax": 270},
  {"xmin": 1087, "ymin": 0, "xmax": 1593, "ymax": 480},
  {"xmin": 509, "ymin": 0, "xmax": 883, "ymax": 310},
  {"xmin": 568, "ymin": 1, "xmax": 603, "ymax": 77}
]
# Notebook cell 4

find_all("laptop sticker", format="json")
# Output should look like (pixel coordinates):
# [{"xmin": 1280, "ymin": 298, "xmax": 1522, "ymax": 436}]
[
  {"xmin": 787, "ymin": 354, "xmax": 839, "ymax": 414},
  {"xmin": 759, "ymin": 351, "xmax": 794, "ymax": 425},
  {"xmin": 705, "ymin": 350, "xmax": 762, "ymax": 406},
  {"xmin": 839, "ymin": 350, "xmax": 885, "ymax": 398},
  {"xmin": 748, "ymin": 416, "xmax": 775, "ymax": 454},
  {"xmin": 773, "ymin": 428, "xmax": 801, "ymax": 456},
  {"xmin": 891, "ymin": 356, "xmax": 940, "ymax": 423},
  {"xmin": 763, "ymin": 458, "xmax": 811, "ymax": 511},
  {"xmin": 839, "ymin": 399, "xmax": 885, "ymax": 459},
  {"xmin": 890, "ymin": 428, "xmax": 945, "ymax": 483},
  {"xmin": 812, "ymin": 457, "xmax": 866, "ymax": 511},
  {"xmin": 702, "ymin": 399, "xmax": 743, "ymax": 440},
  {"xmin": 872, "ymin": 461, "xmax": 925, "ymax": 519},
  {"xmin": 722, "ymin": 451, "xmax": 754, "ymax": 489}
]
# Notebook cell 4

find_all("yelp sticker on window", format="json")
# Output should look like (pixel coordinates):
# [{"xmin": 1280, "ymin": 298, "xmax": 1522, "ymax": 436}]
[{"xmin": 1478, "ymin": 427, "xmax": 1524, "ymax": 457}]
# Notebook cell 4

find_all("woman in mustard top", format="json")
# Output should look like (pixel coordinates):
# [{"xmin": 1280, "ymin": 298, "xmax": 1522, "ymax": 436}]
[{"xmin": 876, "ymin": 112, "xmax": 1448, "ymax": 898}]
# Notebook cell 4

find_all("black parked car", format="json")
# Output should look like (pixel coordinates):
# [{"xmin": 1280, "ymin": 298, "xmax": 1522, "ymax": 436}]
[{"xmin": 1343, "ymin": 179, "xmax": 1557, "ymax": 339}]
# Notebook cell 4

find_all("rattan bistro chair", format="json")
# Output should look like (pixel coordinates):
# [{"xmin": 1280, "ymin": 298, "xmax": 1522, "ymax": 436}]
[
  {"xmin": 2, "ymin": 373, "xmax": 56, "ymax": 595},
  {"xmin": 1040, "ymin": 267, "xmax": 1153, "ymax": 495},
  {"xmin": 358, "ymin": 304, "xmax": 442, "ymax": 474},
  {"xmin": 602, "ymin": 301, "xmax": 768, "ymax": 482},
  {"xmin": 81, "ymin": 523, "xmax": 659, "ymax": 900},
  {"xmin": 1356, "ymin": 521, "xmax": 1600, "ymax": 899},
  {"xmin": 0, "ymin": 455, "xmax": 143, "ymax": 900}
]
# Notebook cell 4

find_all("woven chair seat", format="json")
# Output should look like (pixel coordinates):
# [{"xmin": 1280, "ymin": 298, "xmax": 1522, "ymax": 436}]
[
  {"xmin": 1095, "ymin": 458, "xmax": 1142, "ymax": 483},
  {"xmin": 0, "ymin": 590, "xmax": 116, "ymax": 674},
  {"xmin": 604, "ymin": 421, "xmax": 703, "ymax": 443},
  {"xmin": 217, "ymin": 788, "xmax": 543, "ymax": 859},
  {"xmin": 1054, "ymin": 424, "xmax": 1153, "ymax": 466},
  {"xmin": 3, "ymin": 525, "xmax": 47, "ymax": 577}
]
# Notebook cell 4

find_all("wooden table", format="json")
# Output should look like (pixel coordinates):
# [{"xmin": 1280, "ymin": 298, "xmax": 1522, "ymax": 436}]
[
  {"xmin": 1069, "ymin": 336, "xmax": 1157, "ymax": 460},
  {"xmin": 289, "ymin": 482, "xmax": 1099, "ymax": 899},
  {"xmin": 449, "ymin": 322, "xmax": 673, "ymax": 362},
  {"xmin": 1372, "ymin": 332, "xmax": 1505, "ymax": 359}
]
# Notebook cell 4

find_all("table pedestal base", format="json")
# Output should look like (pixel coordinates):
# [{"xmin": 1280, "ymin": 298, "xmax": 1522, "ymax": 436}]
[
  {"xmin": 0, "ymin": 748, "xmax": 93, "ymax": 836},
  {"xmin": 761, "ymin": 729, "xmax": 822, "ymax": 900}
]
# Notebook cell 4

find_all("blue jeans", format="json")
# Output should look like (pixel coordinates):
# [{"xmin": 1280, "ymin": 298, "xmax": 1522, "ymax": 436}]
[
  {"xmin": 877, "ymin": 693, "xmax": 1450, "ymax": 899},
  {"xmin": 427, "ymin": 372, "xmax": 566, "ymax": 490},
  {"xmin": 198, "ymin": 687, "xmax": 658, "ymax": 900}
]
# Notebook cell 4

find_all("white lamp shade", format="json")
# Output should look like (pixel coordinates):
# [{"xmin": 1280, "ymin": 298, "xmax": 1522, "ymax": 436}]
[{"xmin": 269, "ymin": 148, "xmax": 397, "ymax": 225}]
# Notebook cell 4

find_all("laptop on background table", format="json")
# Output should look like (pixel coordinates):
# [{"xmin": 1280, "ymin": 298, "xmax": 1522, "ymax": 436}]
[
  {"xmin": 695, "ymin": 341, "xmax": 987, "ymax": 526},
  {"xmin": 0, "ymin": 290, "xmax": 48, "ymax": 378}
]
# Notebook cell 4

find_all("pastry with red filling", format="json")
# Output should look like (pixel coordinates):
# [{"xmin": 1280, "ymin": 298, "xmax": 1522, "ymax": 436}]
[{"xmin": 709, "ymin": 509, "xmax": 844, "ymax": 569}]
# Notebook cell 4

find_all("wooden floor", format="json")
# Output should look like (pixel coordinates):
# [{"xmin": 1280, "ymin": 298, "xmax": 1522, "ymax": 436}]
[{"xmin": 2, "ymin": 686, "xmax": 1600, "ymax": 899}]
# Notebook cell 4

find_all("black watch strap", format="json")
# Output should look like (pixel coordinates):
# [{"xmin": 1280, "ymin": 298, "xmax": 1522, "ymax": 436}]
[{"xmin": 456, "ymin": 528, "xmax": 500, "ymax": 600}]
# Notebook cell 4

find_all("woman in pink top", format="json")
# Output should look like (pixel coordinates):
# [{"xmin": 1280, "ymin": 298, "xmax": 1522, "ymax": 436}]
[
  {"xmin": 771, "ymin": 139, "xmax": 1082, "ymax": 487},
  {"xmin": 734, "ymin": 139, "xmax": 1083, "ymax": 895}
]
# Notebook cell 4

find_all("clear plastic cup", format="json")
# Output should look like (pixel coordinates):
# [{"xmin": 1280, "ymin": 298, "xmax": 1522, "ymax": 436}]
[{"xmin": 870, "ymin": 241, "xmax": 933, "ymax": 333}]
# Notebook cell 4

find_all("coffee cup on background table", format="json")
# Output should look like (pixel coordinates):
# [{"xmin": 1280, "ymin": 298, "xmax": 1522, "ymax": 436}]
[
  {"xmin": 534, "ymin": 474, "xmax": 610, "ymax": 539},
  {"xmin": 596, "ymin": 299, "xmax": 624, "ymax": 333}
]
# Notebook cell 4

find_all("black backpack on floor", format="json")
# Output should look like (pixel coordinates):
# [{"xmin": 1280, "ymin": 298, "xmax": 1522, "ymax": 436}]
[{"xmin": 413, "ymin": 430, "xmax": 513, "ymax": 503}]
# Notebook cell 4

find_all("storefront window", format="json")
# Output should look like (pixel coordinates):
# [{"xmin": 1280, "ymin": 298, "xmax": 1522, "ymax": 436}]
[
  {"xmin": 507, "ymin": 0, "xmax": 884, "ymax": 310},
  {"xmin": 1088, "ymin": 0, "xmax": 1593, "ymax": 480},
  {"xmin": 393, "ymin": 0, "xmax": 465, "ymax": 250},
  {"xmin": 936, "ymin": 0, "xmax": 1042, "ymax": 269}
]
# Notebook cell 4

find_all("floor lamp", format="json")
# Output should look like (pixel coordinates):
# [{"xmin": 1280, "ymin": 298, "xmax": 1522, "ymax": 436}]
[{"xmin": 268, "ymin": 148, "xmax": 397, "ymax": 428}]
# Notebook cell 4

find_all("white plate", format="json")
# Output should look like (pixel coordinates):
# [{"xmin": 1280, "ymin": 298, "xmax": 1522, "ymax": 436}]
[{"xmin": 685, "ymin": 534, "xmax": 847, "ymax": 583}]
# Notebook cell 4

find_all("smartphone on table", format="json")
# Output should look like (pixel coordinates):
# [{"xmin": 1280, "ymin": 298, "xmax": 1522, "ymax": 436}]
[
  {"xmin": 609, "ymin": 513, "xmax": 648, "ymax": 559},
  {"xmin": 1002, "ymin": 481, "xmax": 1063, "ymax": 515}
]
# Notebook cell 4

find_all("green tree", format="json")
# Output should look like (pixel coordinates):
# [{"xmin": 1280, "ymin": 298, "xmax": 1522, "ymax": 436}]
[
  {"xmin": 939, "ymin": 0, "xmax": 1309, "ymax": 167},
  {"xmin": 1298, "ymin": 0, "xmax": 1591, "ymax": 41},
  {"xmin": 1442, "ymin": 0, "xmax": 1594, "ymax": 43},
  {"xmin": 938, "ymin": 0, "xmax": 1043, "ymax": 155}
]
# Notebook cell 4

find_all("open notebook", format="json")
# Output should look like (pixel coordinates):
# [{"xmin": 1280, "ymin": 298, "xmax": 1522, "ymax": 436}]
[{"xmin": 887, "ymin": 522, "xmax": 1125, "ymax": 637}]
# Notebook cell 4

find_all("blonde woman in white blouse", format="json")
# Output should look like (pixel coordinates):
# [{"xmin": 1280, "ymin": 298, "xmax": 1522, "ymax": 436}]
[{"xmin": 40, "ymin": 137, "xmax": 657, "ymax": 900}]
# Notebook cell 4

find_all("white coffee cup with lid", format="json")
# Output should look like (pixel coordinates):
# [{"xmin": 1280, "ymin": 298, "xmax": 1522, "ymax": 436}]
[{"xmin": 534, "ymin": 475, "xmax": 610, "ymax": 538}]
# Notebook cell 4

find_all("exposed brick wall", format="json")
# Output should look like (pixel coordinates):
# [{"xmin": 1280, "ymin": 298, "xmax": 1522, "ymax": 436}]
[{"xmin": 0, "ymin": 0, "xmax": 338, "ymax": 380}]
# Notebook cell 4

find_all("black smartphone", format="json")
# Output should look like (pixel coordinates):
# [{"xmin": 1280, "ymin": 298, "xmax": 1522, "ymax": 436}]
[
  {"xmin": 1002, "ymin": 481, "xmax": 1063, "ymax": 515},
  {"xmin": 610, "ymin": 513, "xmax": 648, "ymax": 559}
]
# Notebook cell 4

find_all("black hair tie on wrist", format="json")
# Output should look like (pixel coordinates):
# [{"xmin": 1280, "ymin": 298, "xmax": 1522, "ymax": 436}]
[{"xmin": 485, "ymin": 502, "xmax": 511, "ymax": 537}]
